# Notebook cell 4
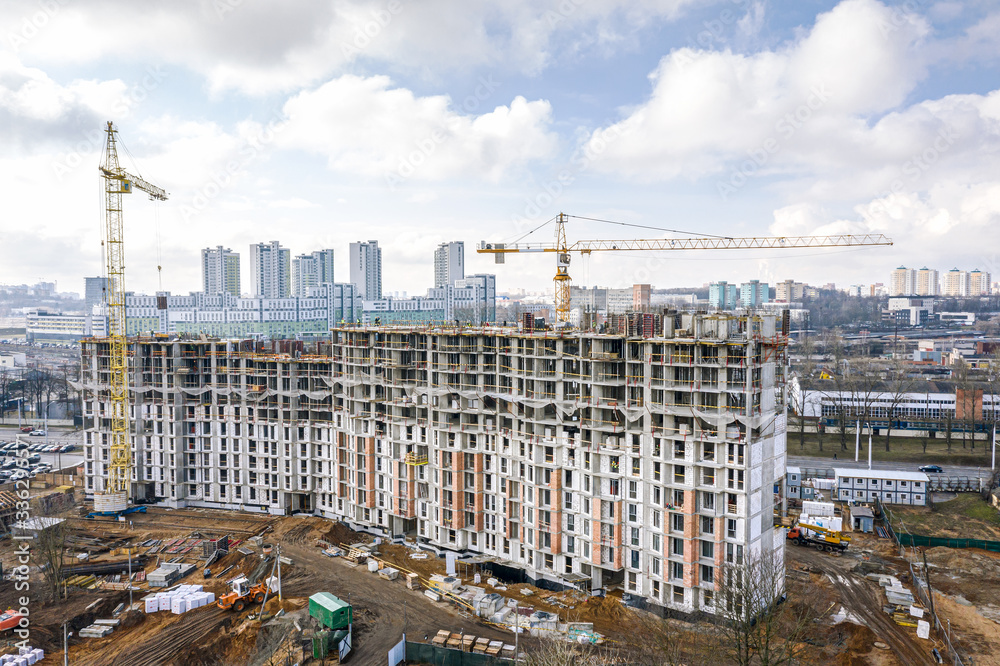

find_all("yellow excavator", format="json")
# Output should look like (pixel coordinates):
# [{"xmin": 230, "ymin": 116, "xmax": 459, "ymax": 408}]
[{"xmin": 787, "ymin": 523, "xmax": 851, "ymax": 553}]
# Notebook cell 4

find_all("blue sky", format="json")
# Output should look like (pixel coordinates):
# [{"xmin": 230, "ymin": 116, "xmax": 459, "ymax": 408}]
[{"xmin": 2, "ymin": 0, "xmax": 998, "ymax": 298}]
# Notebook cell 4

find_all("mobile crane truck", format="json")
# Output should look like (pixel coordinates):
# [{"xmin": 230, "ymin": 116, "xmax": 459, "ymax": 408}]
[{"xmin": 786, "ymin": 522, "xmax": 851, "ymax": 553}]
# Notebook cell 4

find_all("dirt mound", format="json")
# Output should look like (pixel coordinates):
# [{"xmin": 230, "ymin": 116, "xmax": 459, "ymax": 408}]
[
  {"xmin": 323, "ymin": 520, "xmax": 363, "ymax": 546},
  {"xmin": 582, "ymin": 595, "xmax": 627, "ymax": 622},
  {"xmin": 833, "ymin": 623, "xmax": 878, "ymax": 665},
  {"xmin": 119, "ymin": 608, "xmax": 145, "ymax": 629}
]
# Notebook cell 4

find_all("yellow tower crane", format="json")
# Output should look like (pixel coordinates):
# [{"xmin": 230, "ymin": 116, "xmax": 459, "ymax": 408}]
[
  {"xmin": 478, "ymin": 212, "xmax": 893, "ymax": 324},
  {"xmin": 93, "ymin": 121, "xmax": 167, "ymax": 516}
]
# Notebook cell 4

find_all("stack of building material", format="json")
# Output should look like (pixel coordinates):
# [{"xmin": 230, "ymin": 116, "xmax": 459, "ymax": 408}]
[
  {"xmin": 378, "ymin": 566, "xmax": 399, "ymax": 580},
  {"xmin": 79, "ymin": 624, "xmax": 114, "ymax": 638},
  {"xmin": 462, "ymin": 634, "xmax": 475, "ymax": 652},
  {"xmin": 476, "ymin": 592, "xmax": 504, "ymax": 617},
  {"xmin": 144, "ymin": 584, "xmax": 213, "ymax": 614},
  {"xmin": 431, "ymin": 630, "xmax": 449, "ymax": 646},
  {"xmin": 147, "ymin": 561, "xmax": 196, "ymax": 587},
  {"xmin": 0, "ymin": 647, "xmax": 45, "ymax": 664},
  {"xmin": 472, "ymin": 637, "xmax": 490, "ymax": 653}
]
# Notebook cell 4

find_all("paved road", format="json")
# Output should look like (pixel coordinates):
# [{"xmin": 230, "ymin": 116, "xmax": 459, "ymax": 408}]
[{"xmin": 788, "ymin": 455, "xmax": 995, "ymax": 479}]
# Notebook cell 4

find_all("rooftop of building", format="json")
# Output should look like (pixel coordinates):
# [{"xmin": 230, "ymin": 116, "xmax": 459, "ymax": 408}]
[{"xmin": 833, "ymin": 468, "xmax": 929, "ymax": 482}]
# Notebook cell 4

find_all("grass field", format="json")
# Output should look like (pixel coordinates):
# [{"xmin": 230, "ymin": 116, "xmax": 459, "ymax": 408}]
[
  {"xmin": 887, "ymin": 493, "xmax": 1000, "ymax": 542},
  {"xmin": 785, "ymin": 426, "xmax": 996, "ymax": 467}
]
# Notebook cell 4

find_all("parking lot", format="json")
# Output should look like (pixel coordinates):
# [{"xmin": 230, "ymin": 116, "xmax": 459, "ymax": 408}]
[{"xmin": 0, "ymin": 425, "xmax": 84, "ymax": 475}]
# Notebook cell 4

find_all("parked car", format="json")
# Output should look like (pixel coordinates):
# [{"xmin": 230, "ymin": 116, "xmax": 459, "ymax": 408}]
[
  {"xmin": 28, "ymin": 430, "xmax": 46, "ymax": 437},
  {"xmin": 61, "ymin": 444, "xmax": 75, "ymax": 452},
  {"xmin": 26, "ymin": 454, "xmax": 40, "ymax": 464},
  {"xmin": 918, "ymin": 464, "xmax": 943, "ymax": 474},
  {"xmin": 19, "ymin": 427, "xmax": 33, "ymax": 433}
]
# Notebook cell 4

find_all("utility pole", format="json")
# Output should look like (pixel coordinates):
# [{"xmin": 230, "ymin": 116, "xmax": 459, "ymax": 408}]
[
  {"xmin": 922, "ymin": 549, "xmax": 936, "ymax": 621},
  {"xmin": 868, "ymin": 429, "xmax": 873, "ymax": 470},
  {"xmin": 127, "ymin": 547, "xmax": 133, "ymax": 609},
  {"xmin": 277, "ymin": 542, "xmax": 282, "ymax": 602},
  {"xmin": 855, "ymin": 419, "xmax": 860, "ymax": 462}
]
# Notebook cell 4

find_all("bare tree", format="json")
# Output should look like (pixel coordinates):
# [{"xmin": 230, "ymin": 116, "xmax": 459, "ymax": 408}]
[
  {"xmin": 714, "ymin": 548, "xmax": 814, "ymax": 666},
  {"xmin": 29, "ymin": 510, "xmax": 72, "ymax": 602},
  {"xmin": 524, "ymin": 637, "xmax": 621, "ymax": 666},
  {"xmin": 882, "ymin": 358, "xmax": 917, "ymax": 452}
]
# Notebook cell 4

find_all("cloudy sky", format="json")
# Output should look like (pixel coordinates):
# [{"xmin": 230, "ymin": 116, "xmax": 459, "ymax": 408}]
[{"xmin": 2, "ymin": 0, "xmax": 998, "ymax": 298}]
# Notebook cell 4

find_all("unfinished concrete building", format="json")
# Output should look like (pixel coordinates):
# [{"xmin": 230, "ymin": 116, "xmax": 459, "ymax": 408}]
[{"xmin": 79, "ymin": 312, "xmax": 788, "ymax": 617}]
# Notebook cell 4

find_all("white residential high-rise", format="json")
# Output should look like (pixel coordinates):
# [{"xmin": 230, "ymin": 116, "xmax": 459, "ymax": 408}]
[
  {"xmin": 350, "ymin": 240, "xmax": 382, "ymax": 300},
  {"xmin": 915, "ymin": 267, "xmax": 939, "ymax": 296},
  {"xmin": 943, "ymin": 268, "xmax": 968, "ymax": 297},
  {"xmin": 433, "ymin": 241, "xmax": 465, "ymax": 288},
  {"xmin": 969, "ymin": 269, "xmax": 991, "ymax": 296},
  {"xmin": 201, "ymin": 246, "xmax": 241, "ymax": 297},
  {"xmin": 890, "ymin": 266, "xmax": 917, "ymax": 296},
  {"xmin": 251, "ymin": 241, "xmax": 291, "ymax": 299},
  {"xmin": 292, "ymin": 250, "xmax": 335, "ymax": 298}
]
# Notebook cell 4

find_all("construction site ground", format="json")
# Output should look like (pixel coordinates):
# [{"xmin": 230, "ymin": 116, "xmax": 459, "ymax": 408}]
[
  {"xmin": 0, "ymin": 506, "xmax": 998, "ymax": 664},
  {"xmin": 889, "ymin": 492, "xmax": 1000, "ymax": 542}
]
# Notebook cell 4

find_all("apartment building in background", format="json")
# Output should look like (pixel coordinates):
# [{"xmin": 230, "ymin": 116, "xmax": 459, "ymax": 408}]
[
  {"xmin": 293, "ymin": 249, "xmax": 335, "ymax": 298},
  {"xmin": 79, "ymin": 312, "xmax": 787, "ymax": 618},
  {"xmin": 201, "ymin": 246, "xmax": 242, "ymax": 297},
  {"xmin": 251, "ymin": 241, "xmax": 291, "ymax": 299},
  {"xmin": 434, "ymin": 242, "xmax": 465, "ymax": 288},
  {"xmin": 350, "ymin": 240, "xmax": 382, "ymax": 300}
]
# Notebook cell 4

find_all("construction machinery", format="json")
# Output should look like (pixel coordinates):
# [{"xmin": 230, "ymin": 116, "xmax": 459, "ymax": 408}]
[
  {"xmin": 478, "ymin": 212, "xmax": 893, "ymax": 324},
  {"xmin": 787, "ymin": 522, "xmax": 852, "ymax": 552},
  {"xmin": 92, "ymin": 121, "xmax": 168, "ymax": 517},
  {"xmin": 217, "ymin": 576, "xmax": 269, "ymax": 612}
]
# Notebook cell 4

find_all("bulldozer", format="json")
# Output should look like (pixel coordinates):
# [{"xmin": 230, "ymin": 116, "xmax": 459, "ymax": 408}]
[{"xmin": 217, "ymin": 575, "xmax": 269, "ymax": 612}]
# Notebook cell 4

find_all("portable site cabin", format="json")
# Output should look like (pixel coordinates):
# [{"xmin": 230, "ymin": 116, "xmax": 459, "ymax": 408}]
[
  {"xmin": 309, "ymin": 592, "xmax": 353, "ymax": 630},
  {"xmin": 850, "ymin": 506, "xmax": 875, "ymax": 533}
]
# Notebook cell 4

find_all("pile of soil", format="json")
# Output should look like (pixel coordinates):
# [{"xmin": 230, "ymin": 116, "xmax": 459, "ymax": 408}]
[
  {"xmin": 323, "ymin": 520, "xmax": 364, "ymax": 546},
  {"xmin": 581, "ymin": 595, "xmax": 627, "ymax": 622},
  {"xmin": 834, "ymin": 623, "xmax": 879, "ymax": 666}
]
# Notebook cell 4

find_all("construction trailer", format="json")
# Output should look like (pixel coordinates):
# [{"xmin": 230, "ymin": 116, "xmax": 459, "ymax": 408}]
[{"xmin": 309, "ymin": 592, "xmax": 353, "ymax": 630}]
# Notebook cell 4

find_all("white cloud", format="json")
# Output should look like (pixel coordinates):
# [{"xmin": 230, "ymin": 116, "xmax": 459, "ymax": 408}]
[
  {"xmin": 2, "ymin": 0, "xmax": 702, "ymax": 95},
  {"xmin": 581, "ymin": 0, "xmax": 931, "ymax": 180},
  {"xmin": 278, "ymin": 75, "xmax": 557, "ymax": 182}
]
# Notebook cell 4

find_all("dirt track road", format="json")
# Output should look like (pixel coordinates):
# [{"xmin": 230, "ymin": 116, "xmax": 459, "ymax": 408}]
[
  {"xmin": 789, "ymin": 547, "xmax": 936, "ymax": 666},
  {"xmin": 281, "ymin": 531, "xmax": 516, "ymax": 665}
]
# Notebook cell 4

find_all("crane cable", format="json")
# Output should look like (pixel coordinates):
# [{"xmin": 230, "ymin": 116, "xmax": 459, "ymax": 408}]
[{"xmin": 565, "ymin": 214, "xmax": 735, "ymax": 240}]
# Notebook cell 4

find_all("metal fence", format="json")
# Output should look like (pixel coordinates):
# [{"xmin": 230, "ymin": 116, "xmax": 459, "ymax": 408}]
[{"xmin": 876, "ymin": 498, "xmax": 965, "ymax": 665}]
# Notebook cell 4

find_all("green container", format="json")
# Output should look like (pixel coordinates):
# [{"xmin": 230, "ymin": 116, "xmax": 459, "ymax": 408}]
[
  {"xmin": 312, "ymin": 632, "xmax": 329, "ymax": 659},
  {"xmin": 309, "ymin": 592, "xmax": 353, "ymax": 630}
]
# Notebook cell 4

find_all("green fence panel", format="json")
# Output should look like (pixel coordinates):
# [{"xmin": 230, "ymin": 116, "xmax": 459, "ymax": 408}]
[{"xmin": 876, "ymin": 497, "xmax": 1000, "ymax": 552}]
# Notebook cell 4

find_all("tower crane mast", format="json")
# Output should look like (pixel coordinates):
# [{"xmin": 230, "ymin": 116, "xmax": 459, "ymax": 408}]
[
  {"xmin": 95, "ymin": 121, "xmax": 167, "ymax": 515},
  {"xmin": 479, "ymin": 212, "xmax": 893, "ymax": 323}
]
